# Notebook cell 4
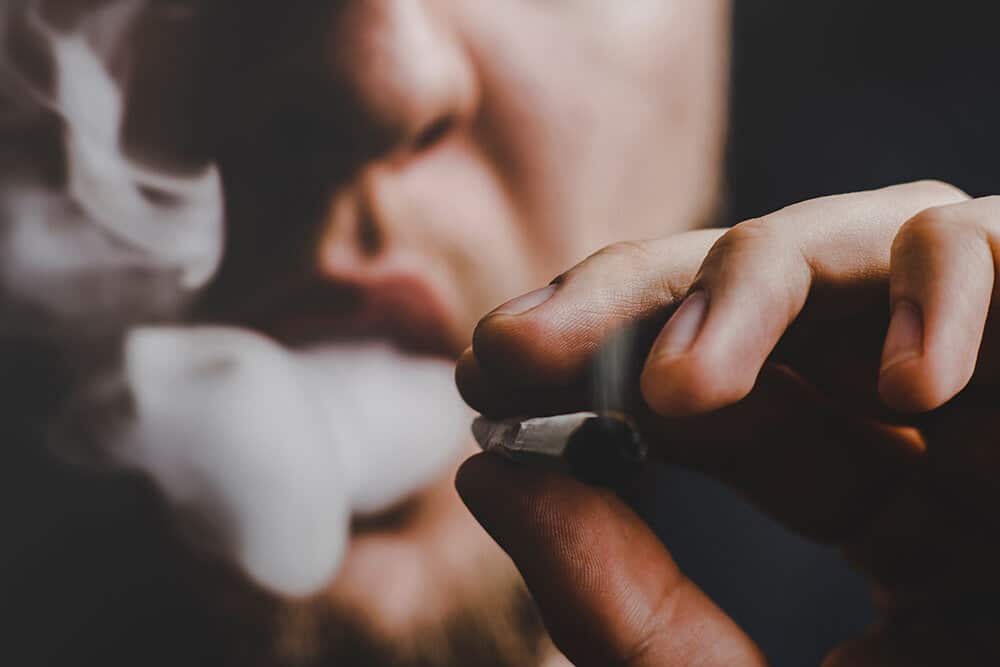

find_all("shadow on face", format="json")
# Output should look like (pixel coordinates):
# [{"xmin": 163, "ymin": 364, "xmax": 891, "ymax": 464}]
[{"xmin": 1, "ymin": 1, "xmax": 730, "ymax": 665}]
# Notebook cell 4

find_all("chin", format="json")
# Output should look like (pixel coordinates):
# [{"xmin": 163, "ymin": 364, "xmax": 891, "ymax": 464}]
[
  {"xmin": 186, "ymin": 452, "xmax": 546, "ymax": 667},
  {"xmin": 326, "ymin": 453, "xmax": 514, "ymax": 635}
]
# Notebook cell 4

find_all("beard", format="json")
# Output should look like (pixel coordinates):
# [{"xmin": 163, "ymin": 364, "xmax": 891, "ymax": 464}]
[
  {"xmin": 198, "ymin": 552, "xmax": 548, "ymax": 667},
  {"xmin": 270, "ymin": 587, "xmax": 545, "ymax": 667}
]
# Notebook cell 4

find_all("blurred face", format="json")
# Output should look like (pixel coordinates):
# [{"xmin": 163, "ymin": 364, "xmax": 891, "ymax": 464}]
[
  {"xmin": 29, "ymin": 0, "xmax": 729, "ymax": 664},
  {"xmin": 190, "ymin": 0, "xmax": 729, "ymax": 345}
]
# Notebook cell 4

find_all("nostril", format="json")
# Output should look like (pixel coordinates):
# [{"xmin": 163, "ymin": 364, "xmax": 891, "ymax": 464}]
[{"xmin": 413, "ymin": 115, "xmax": 455, "ymax": 152}]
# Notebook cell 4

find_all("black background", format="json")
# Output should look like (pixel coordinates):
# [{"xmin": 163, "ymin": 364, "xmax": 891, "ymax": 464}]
[
  {"xmin": 657, "ymin": 2, "xmax": 1000, "ymax": 666},
  {"xmin": 4, "ymin": 2, "xmax": 1000, "ymax": 665},
  {"xmin": 728, "ymin": 0, "xmax": 1000, "ymax": 214}
]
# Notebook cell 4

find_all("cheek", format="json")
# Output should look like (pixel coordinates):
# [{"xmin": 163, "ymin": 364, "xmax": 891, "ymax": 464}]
[
  {"xmin": 460, "ymin": 19, "xmax": 621, "ymax": 267},
  {"xmin": 457, "ymin": 2, "xmax": 727, "ymax": 269},
  {"xmin": 387, "ymin": 136, "xmax": 555, "ymax": 333}
]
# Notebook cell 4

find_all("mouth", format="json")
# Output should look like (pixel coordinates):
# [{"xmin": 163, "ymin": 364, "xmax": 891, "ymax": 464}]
[{"xmin": 233, "ymin": 273, "xmax": 462, "ymax": 359}]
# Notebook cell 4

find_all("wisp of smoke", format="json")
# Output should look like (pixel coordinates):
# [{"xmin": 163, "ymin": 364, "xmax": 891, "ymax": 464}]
[
  {"xmin": 592, "ymin": 322, "xmax": 640, "ymax": 414},
  {"xmin": 0, "ymin": 0, "xmax": 223, "ymax": 337},
  {"xmin": 57, "ymin": 329, "xmax": 470, "ymax": 596},
  {"xmin": 2, "ymin": 0, "xmax": 471, "ymax": 597}
]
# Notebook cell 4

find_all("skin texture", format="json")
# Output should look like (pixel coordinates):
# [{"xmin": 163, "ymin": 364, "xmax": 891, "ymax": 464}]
[
  {"xmin": 458, "ymin": 181, "xmax": 1000, "ymax": 665},
  {"xmin": 12, "ymin": 2, "xmax": 999, "ymax": 665},
  {"xmin": 35, "ymin": 0, "xmax": 728, "ymax": 663},
  {"xmin": 189, "ymin": 1, "xmax": 729, "ymax": 654}
]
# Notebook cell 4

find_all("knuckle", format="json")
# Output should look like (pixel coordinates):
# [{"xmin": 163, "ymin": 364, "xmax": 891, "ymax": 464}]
[
  {"xmin": 696, "ymin": 218, "xmax": 797, "ymax": 291},
  {"xmin": 567, "ymin": 240, "xmax": 657, "ymax": 282},
  {"xmin": 723, "ymin": 217, "xmax": 774, "ymax": 245},
  {"xmin": 702, "ymin": 217, "xmax": 774, "ymax": 263},
  {"xmin": 596, "ymin": 239, "xmax": 658, "ymax": 264},
  {"xmin": 622, "ymin": 581, "xmax": 683, "ymax": 665},
  {"xmin": 895, "ymin": 206, "xmax": 957, "ymax": 252},
  {"xmin": 969, "ymin": 195, "xmax": 1000, "ymax": 228},
  {"xmin": 903, "ymin": 179, "xmax": 971, "ymax": 204}
]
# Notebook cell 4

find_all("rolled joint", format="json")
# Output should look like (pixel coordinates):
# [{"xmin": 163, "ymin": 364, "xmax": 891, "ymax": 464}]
[{"xmin": 471, "ymin": 411, "xmax": 647, "ymax": 489}]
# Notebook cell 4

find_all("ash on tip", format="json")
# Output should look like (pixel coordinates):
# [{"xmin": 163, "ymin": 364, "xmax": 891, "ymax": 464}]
[{"xmin": 471, "ymin": 412, "xmax": 647, "ymax": 488}]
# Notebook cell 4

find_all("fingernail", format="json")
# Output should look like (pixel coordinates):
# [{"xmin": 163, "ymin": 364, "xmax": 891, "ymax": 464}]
[
  {"xmin": 650, "ymin": 291, "xmax": 708, "ymax": 358},
  {"xmin": 881, "ymin": 300, "xmax": 923, "ymax": 373},
  {"xmin": 491, "ymin": 285, "xmax": 558, "ymax": 317}
]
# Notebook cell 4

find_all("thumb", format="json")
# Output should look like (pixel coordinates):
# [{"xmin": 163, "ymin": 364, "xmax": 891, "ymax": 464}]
[{"xmin": 456, "ymin": 453, "xmax": 768, "ymax": 667}]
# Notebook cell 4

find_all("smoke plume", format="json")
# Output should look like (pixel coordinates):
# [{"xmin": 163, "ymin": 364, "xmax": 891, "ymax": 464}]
[{"xmin": 1, "ymin": 0, "xmax": 470, "ymax": 597}]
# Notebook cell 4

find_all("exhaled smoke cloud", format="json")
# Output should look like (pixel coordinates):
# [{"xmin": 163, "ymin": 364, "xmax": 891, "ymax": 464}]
[
  {"xmin": 106, "ymin": 330, "xmax": 469, "ymax": 596},
  {"xmin": 3, "ymin": 1, "xmax": 471, "ymax": 597},
  {"xmin": 0, "ymin": 0, "xmax": 223, "ymax": 338}
]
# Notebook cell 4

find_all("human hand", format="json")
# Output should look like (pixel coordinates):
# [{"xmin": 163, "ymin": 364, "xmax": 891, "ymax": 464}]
[{"xmin": 456, "ymin": 181, "xmax": 1000, "ymax": 665}]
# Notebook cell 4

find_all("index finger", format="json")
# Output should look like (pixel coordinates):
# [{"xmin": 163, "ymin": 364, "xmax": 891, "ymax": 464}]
[
  {"xmin": 459, "ymin": 229, "xmax": 725, "ymax": 417},
  {"xmin": 460, "ymin": 181, "xmax": 968, "ymax": 420}
]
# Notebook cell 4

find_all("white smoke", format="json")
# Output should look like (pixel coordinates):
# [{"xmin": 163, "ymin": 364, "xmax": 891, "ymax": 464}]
[
  {"xmin": 0, "ymin": 0, "xmax": 223, "ymax": 338},
  {"xmin": 58, "ymin": 329, "xmax": 470, "ymax": 596},
  {"xmin": 2, "ymin": 1, "xmax": 469, "ymax": 597}
]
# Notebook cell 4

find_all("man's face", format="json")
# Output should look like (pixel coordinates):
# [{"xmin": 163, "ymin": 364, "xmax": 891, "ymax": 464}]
[{"xmin": 113, "ymin": 0, "xmax": 728, "ymax": 662}]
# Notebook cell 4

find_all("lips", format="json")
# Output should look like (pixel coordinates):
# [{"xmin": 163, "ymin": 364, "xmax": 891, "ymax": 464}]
[
  {"xmin": 208, "ymin": 137, "xmax": 469, "ymax": 360},
  {"xmin": 240, "ymin": 273, "xmax": 462, "ymax": 359}
]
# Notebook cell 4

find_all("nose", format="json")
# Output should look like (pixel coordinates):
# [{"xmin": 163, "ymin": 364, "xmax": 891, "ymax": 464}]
[
  {"xmin": 195, "ymin": 2, "xmax": 479, "ymax": 327},
  {"xmin": 309, "ymin": 1, "xmax": 477, "ymax": 281},
  {"xmin": 208, "ymin": 1, "xmax": 479, "ymax": 172},
  {"xmin": 327, "ymin": 0, "xmax": 479, "ymax": 160}
]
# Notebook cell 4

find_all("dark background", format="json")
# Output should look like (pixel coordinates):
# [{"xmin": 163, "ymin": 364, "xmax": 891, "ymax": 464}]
[
  {"xmin": 728, "ymin": 0, "xmax": 1000, "ymax": 213},
  {"xmin": 4, "ymin": 2, "xmax": 1000, "ymax": 666},
  {"xmin": 657, "ymin": 2, "xmax": 1000, "ymax": 666}
]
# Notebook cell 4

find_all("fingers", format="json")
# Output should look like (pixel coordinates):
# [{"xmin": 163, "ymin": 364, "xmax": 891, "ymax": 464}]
[
  {"xmin": 455, "ymin": 347, "xmax": 591, "ymax": 418},
  {"xmin": 640, "ymin": 181, "xmax": 969, "ymax": 417},
  {"xmin": 879, "ymin": 197, "xmax": 1000, "ymax": 412},
  {"xmin": 635, "ymin": 364, "xmax": 925, "ymax": 543},
  {"xmin": 462, "ymin": 181, "xmax": 968, "ymax": 422},
  {"xmin": 456, "ymin": 454, "xmax": 767, "ymax": 667},
  {"xmin": 460, "ymin": 229, "xmax": 726, "ymax": 415}
]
